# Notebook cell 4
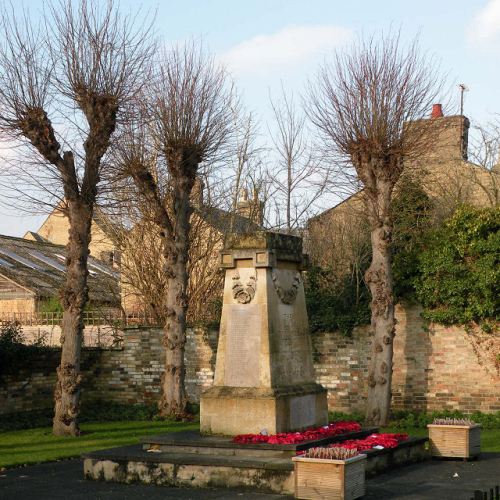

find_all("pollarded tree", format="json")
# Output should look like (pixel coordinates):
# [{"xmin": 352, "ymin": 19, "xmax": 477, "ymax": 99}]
[
  {"xmin": 115, "ymin": 44, "xmax": 233, "ymax": 417},
  {"xmin": 307, "ymin": 34, "xmax": 443, "ymax": 425},
  {"xmin": 0, "ymin": 0, "xmax": 154, "ymax": 435}
]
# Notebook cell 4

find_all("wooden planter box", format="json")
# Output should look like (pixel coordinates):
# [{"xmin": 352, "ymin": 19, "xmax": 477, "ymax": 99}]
[
  {"xmin": 427, "ymin": 424, "xmax": 481, "ymax": 458},
  {"xmin": 292, "ymin": 453, "xmax": 367, "ymax": 500}
]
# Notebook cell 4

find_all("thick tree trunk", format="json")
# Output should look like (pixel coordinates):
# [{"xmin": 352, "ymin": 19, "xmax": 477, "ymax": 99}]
[
  {"xmin": 158, "ymin": 172, "xmax": 194, "ymax": 418},
  {"xmin": 53, "ymin": 200, "xmax": 92, "ymax": 436},
  {"xmin": 159, "ymin": 248, "xmax": 188, "ymax": 416},
  {"xmin": 364, "ymin": 180, "xmax": 395, "ymax": 426}
]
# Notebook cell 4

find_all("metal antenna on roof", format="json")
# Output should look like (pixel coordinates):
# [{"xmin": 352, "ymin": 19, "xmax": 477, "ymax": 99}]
[{"xmin": 458, "ymin": 84, "xmax": 468, "ymax": 115}]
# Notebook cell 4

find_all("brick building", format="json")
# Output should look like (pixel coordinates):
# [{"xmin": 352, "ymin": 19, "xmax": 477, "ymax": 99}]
[{"xmin": 308, "ymin": 106, "xmax": 500, "ymax": 273}]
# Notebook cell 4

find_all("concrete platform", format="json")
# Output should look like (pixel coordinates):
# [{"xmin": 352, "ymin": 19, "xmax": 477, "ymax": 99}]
[
  {"xmin": 83, "ymin": 430, "xmax": 429, "ymax": 494},
  {"xmin": 139, "ymin": 428, "xmax": 378, "ymax": 457},
  {"xmin": 83, "ymin": 444, "xmax": 295, "ymax": 494},
  {"xmin": 364, "ymin": 436, "xmax": 430, "ymax": 476}
]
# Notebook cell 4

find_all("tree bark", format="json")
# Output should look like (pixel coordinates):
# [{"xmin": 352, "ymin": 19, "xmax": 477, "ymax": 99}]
[
  {"xmin": 53, "ymin": 199, "xmax": 93, "ymax": 436},
  {"xmin": 364, "ymin": 179, "xmax": 395, "ymax": 426},
  {"xmin": 158, "ymin": 168, "xmax": 195, "ymax": 418}
]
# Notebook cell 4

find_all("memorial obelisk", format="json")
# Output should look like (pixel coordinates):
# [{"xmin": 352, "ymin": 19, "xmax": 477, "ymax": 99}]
[{"xmin": 200, "ymin": 231, "xmax": 328, "ymax": 435}]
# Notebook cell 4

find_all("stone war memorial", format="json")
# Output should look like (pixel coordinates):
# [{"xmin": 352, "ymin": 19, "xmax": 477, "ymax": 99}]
[
  {"xmin": 83, "ymin": 231, "xmax": 427, "ymax": 495},
  {"xmin": 201, "ymin": 231, "xmax": 328, "ymax": 435}
]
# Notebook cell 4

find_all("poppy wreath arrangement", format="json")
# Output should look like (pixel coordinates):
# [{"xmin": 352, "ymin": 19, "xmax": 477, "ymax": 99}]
[
  {"xmin": 232, "ymin": 421, "xmax": 362, "ymax": 444},
  {"xmin": 301, "ymin": 432, "xmax": 409, "ymax": 454}
]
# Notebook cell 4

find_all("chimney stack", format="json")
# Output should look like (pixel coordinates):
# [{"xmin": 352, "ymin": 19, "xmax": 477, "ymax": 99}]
[{"xmin": 431, "ymin": 103, "xmax": 444, "ymax": 119}]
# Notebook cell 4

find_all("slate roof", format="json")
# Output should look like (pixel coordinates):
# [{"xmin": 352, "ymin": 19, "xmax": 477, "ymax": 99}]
[
  {"xmin": 0, "ymin": 234, "xmax": 119, "ymax": 304},
  {"xmin": 195, "ymin": 206, "xmax": 262, "ymax": 234}
]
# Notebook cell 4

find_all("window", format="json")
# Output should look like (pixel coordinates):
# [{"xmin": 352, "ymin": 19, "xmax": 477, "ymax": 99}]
[
  {"xmin": 88, "ymin": 259, "xmax": 118, "ymax": 277},
  {"xmin": 29, "ymin": 250, "xmax": 66, "ymax": 272},
  {"xmin": 0, "ymin": 247, "xmax": 43, "ymax": 270},
  {"xmin": 0, "ymin": 257, "xmax": 14, "ymax": 268}
]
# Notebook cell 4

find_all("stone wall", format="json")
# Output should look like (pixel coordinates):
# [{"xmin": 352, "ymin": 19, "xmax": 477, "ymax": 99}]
[
  {"xmin": 20, "ymin": 324, "xmax": 120, "ymax": 347},
  {"xmin": 1, "ymin": 304, "xmax": 499, "ymax": 415}
]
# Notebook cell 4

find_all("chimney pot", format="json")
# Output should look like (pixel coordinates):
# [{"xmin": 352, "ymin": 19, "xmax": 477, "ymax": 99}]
[{"xmin": 431, "ymin": 103, "xmax": 444, "ymax": 119}]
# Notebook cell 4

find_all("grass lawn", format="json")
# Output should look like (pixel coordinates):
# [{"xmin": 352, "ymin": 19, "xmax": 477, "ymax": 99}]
[
  {"xmin": 0, "ymin": 420, "xmax": 198, "ymax": 469},
  {"xmin": 1, "ymin": 421, "xmax": 499, "ymax": 470}
]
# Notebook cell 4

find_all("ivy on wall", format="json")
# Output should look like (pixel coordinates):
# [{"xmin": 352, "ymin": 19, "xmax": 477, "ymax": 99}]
[
  {"xmin": 305, "ymin": 266, "xmax": 371, "ymax": 336},
  {"xmin": 391, "ymin": 175, "xmax": 434, "ymax": 301},
  {"xmin": 415, "ymin": 205, "xmax": 500, "ymax": 328}
]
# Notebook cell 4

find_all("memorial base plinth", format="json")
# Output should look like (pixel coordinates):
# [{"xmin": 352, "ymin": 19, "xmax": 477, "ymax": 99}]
[
  {"xmin": 82, "ymin": 432, "xmax": 428, "ymax": 493},
  {"xmin": 200, "ymin": 384, "xmax": 328, "ymax": 436}
]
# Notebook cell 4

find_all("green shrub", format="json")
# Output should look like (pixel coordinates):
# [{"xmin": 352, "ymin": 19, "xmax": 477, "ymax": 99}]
[
  {"xmin": 329, "ymin": 411, "xmax": 365, "ymax": 423},
  {"xmin": 37, "ymin": 297, "xmax": 64, "ymax": 313},
  {"xmin": 0, "ymin": 321, "xmax": 51, "ymax": 376},
  {"xmin": 305, "ymin": 266, "xmax": 371, "ymax": 336},
  {"xmin": 390, "ymin": 410, "xmax": 500, "ymax": 429},
  {"xmin": 80, "ymin": 401, "xmax": 159, "ymax": 423},
  {"xmin": 391, "ymin": 175, "xmax": 434, "ymax": 301},
  {"xmin": 328, "ymin": 409, "xmax": 500, "ymax": 429},
  {"xmin": 0, "ymin": 400, "xmax": 201, "ymax": 432},
  {"xmin": 0, "ymin": 408, "xmax": 54, "ymax": 432},
  {"xmin": 415, "ymin": 206, "xmax": 500, "ymax": 327},
  {"xmin": 0, "ymin": 402, "xmax": 161, "ymax": 432}
]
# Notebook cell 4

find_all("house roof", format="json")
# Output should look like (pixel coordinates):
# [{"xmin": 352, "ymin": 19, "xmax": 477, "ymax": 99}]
[
  {"xmin": 23, "ymin": 231, "xmax": 50, "ymax": 243},
  {"xmin": 195, "ymin": 206, "xmax": 262, "ymax": 234},
  {"xmin": 308, "ymin": 190, "xmax": 365, "ymax": 224},
  {"xmin": 0, "ymin": 234, "xmax": 119, "ymax": 304}
]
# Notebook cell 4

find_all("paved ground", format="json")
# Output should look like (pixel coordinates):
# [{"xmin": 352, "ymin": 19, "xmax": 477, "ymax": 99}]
[
  {"xmin": 0, "ymin": 454, "xmax": 499, "ymax": 499},
  {"xmin": 365, "ymin": 453, "xmax": 500, "ymax": 499}
]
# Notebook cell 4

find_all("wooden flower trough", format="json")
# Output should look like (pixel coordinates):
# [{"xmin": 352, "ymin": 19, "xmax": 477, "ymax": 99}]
[
  {"xmin": 427, "ymin": 423, "xmax": 481, "ymax": 459},
  {"xmin": 292, "ymin": 452, "xmax": 367, "ymax": 500}
]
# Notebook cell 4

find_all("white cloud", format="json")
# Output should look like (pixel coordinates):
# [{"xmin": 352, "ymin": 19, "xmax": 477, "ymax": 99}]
[
  {"xmin": 219, "ymin": 25, "xmax": 352, "ymax": 75},
  {"xmin": 467, "ymin": 0, "xmax": 500, "ymax": 46}
]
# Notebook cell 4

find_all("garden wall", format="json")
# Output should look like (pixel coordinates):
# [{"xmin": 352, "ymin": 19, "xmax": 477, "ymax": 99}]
[
  {"xmin": 0, "ymin": 327, "xmax": 217, "ymax": 414},
  {"xmin": 313, "ymin": 303, "xmax": 499, "ymax": 414},
  {"xmin": 1, "ymin": 303, "xmax": 498, "ymax": 415}
]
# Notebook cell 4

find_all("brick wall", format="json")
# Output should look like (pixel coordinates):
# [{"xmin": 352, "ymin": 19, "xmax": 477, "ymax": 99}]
[
  {"xmin": 0, "ymin": 326, "xmax": 219, "ymax": 414},
  {"xmin": 1, "ymin": 305, "xmax": 498, "ymax": 415},
  {"xmin": 312, "ymin": 303, "xmax": 499, "ymax": 414},
  {"xmin": 312, "ymin": 325, "xmax": 370, "ymax": 413},
  {"xmin": 391, "ymin": 304, "xmax": 499, "ymax": 413},
  {"xmin": 0, "ymin": 349, "xmax": 103, "ymax": 414}
]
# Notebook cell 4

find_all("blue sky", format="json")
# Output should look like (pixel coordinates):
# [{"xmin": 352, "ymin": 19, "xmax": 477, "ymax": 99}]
[{"xmin": 1, "ymin": 0, "xmax": 499, "ymax": 236}]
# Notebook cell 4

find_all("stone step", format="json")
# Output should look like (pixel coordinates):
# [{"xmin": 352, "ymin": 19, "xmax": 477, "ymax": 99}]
[
  {"xmin": 140, "ymin": 427, "xmax": 379, "ymax": 458},
  {"xmin": 83, "ymin": 444, "xmax": 295, "ymax": 494},
  {"xmin": 364, "ymin": 436, "xmax": 430, "ymax": 476},
  {"xmin": 83, "ymin": 435, "xmax": 429, "ymax": 494}
]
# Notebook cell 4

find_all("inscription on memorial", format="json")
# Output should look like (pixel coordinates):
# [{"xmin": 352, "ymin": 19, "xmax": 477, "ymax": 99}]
[{"xmin": 224, "ymin": 304, "xmax": 261, "ymax": 387}]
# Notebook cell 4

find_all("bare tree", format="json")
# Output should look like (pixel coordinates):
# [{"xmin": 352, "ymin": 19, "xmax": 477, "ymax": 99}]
[
  {"xmin": 307, "ymin": 34, "xmax": 443, "ymax": 425},
  {"xmin": 307, "ymin": 194, "xmax": 371, "ymax": 304},
  {"xmin": 115, "ymin": 43, "xmax": 233, "ymax": 417},
  {"xmin": 226, "ymin": 111, "xmax": 260, "ymax": 230},
  {"xmin": 0, "ymin": 0, "xmax": 153, "ymax": 435},
  {"xmin": 467, "ymin": 123, "xmax": 500, "ymax": 206},
  {"xmin": 103, "ymin": 185, "xmax": 226, "ymax": 327},
  {"xmin": 268, "ymin": 86, "xmax": 328, "ymax": 233}
]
